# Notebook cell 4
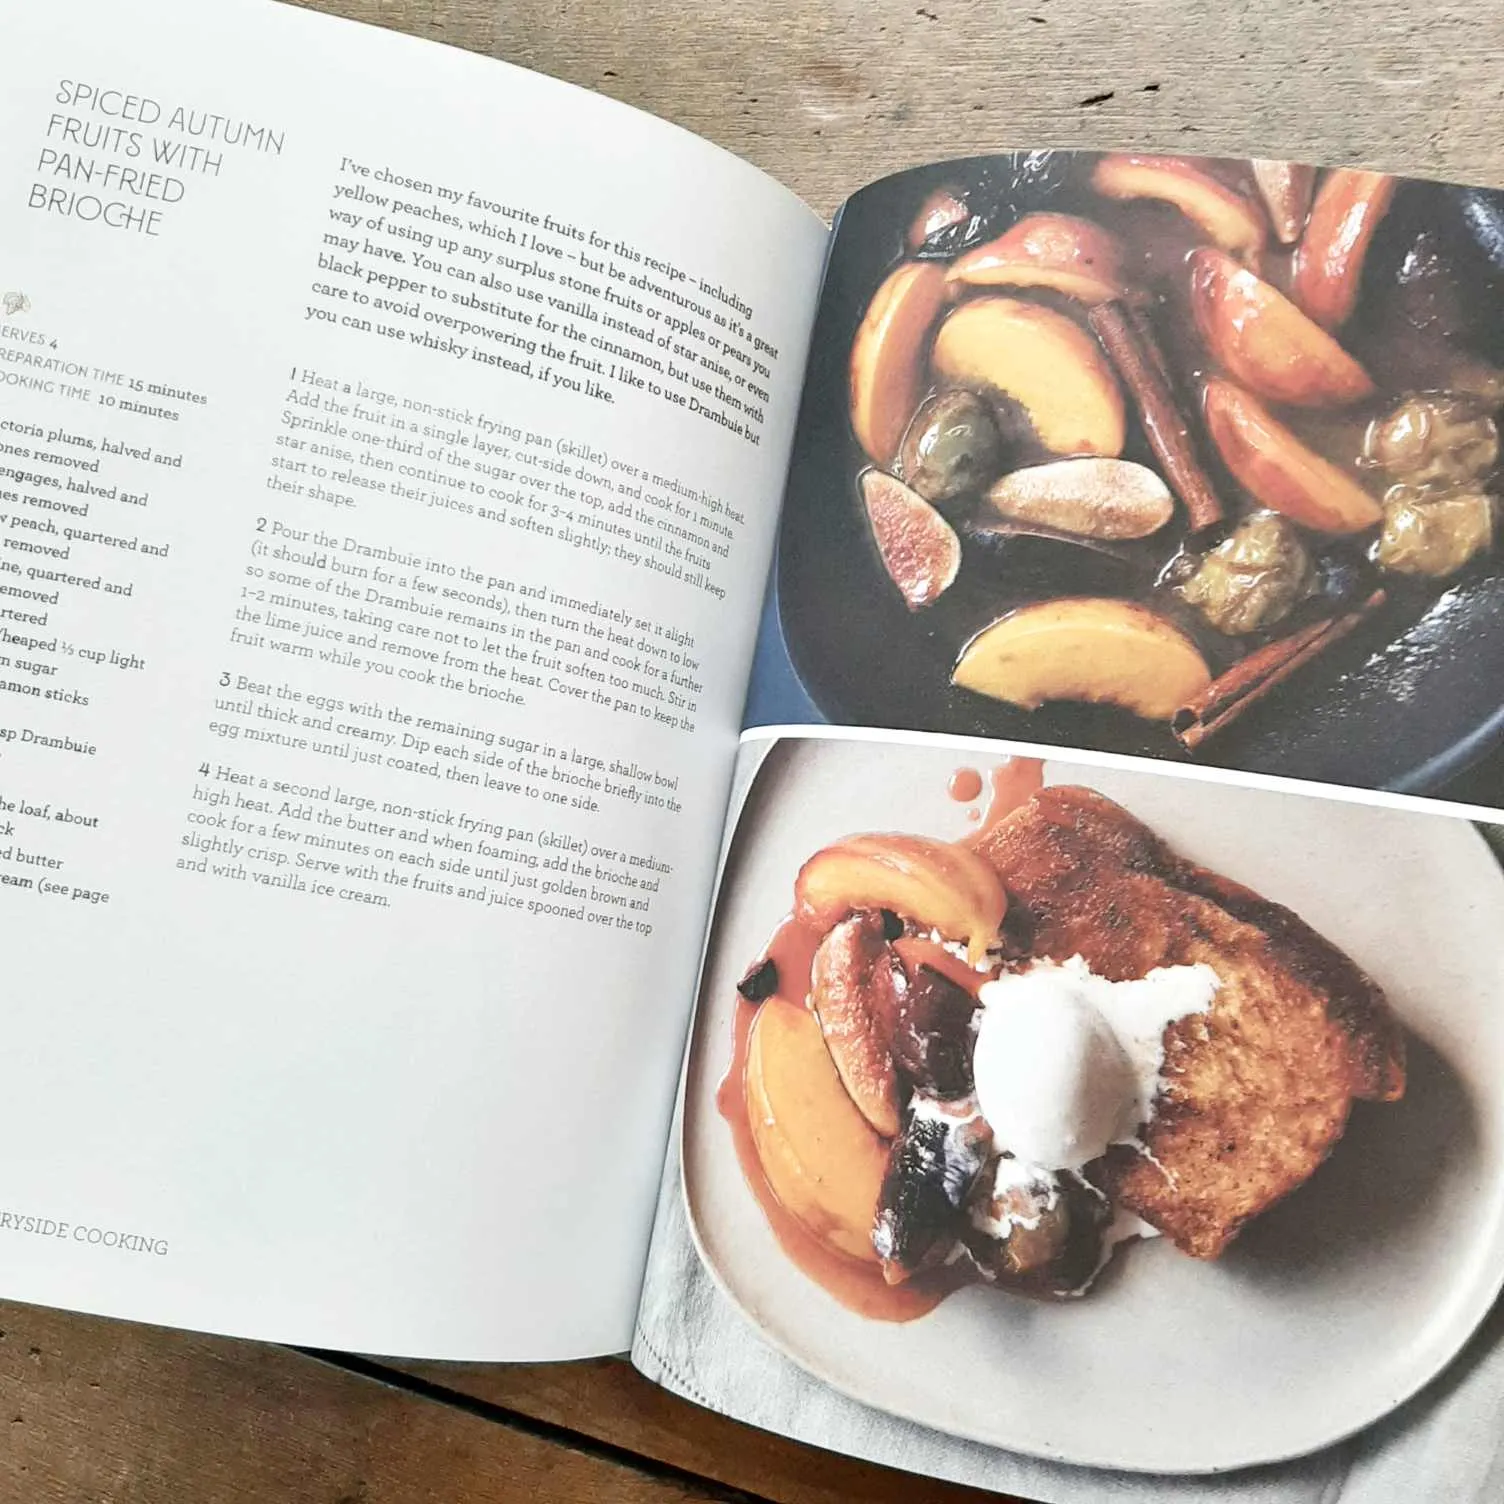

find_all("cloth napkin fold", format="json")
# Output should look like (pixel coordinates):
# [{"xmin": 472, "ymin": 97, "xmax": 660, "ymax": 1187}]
[{"xmin": 633, "ymin": 1108, "xmax": 1504, "ymax": 1504}]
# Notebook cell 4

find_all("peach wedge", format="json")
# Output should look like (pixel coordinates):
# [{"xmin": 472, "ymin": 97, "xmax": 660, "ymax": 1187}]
[
  {"xmin": 746, "ymin": 996, "xmax": 888, "ymax": 1261},
  {"xmin": 953, "ymin": 598, "xmax": 1211, "ymax": 721},
  {"xmin": 947, "ymin": 213, "xmax": 1128, "ymax": 305},
  {"xmin": 1092, "ymin": 154, "xmax": 1267, "ymax": 264},
  {"xmin": 1189, "ymin": 248, "xmax": 1374, "ymax": 408},
  {"xmin": 849, "ymin": 261, "xmax": 949, "ymax": 466},
  {"xmin": 795, "ymin": 833, "xmax": 1007, "ymax": 967},
  {"xmin": 931, "ymin": 297, "xmax": 1125, "ymax": 457},
  {"xmin": 1203, "ymin": 378, "xmax": 1383, "ymax": 534},
  {"xmin": 1291, "ymin": 170, "xmax": 1398, "ymax": 330}
]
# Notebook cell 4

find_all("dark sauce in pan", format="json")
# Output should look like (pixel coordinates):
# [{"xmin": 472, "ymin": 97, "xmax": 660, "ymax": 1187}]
[
  {"xmin": 910, "ymin": 173, "xmax": 1494, "ymax": 680},
  {"xmin": 777, "ymin": 155, "xmax": 1504, "ymax": 796}
]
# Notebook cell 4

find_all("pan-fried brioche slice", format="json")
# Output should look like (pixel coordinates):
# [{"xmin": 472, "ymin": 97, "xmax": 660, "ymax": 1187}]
[{"xmin": 973, "ymin": 786, "xmax": 1404, "ymax": 1257}]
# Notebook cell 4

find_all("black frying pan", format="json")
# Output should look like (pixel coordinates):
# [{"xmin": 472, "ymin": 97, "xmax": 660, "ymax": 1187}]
[{"xmin": 777, "ymin": 153, "xmax": 1504, "ymax": 802}]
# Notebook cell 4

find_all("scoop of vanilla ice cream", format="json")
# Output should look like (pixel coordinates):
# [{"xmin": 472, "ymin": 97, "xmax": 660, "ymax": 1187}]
[
  {"xmin": 972, "ymin": 967, "xmax": 1136, "ymax": 1168},
  {"xmin": 972, "ymin": 956, "xmax": 1219, "ymax": 1170}
]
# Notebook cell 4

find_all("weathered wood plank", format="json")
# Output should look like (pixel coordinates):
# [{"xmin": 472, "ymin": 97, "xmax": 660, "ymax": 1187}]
[
  {"xmin": 392, "ymin": 1356, "xmax": 1010, "ymax": 1504},
  {"xmin": 0, "ymin": 1294, "xmax": 1009, "ymax": 1503},
  {"xmin": 291, "ymin": 0, "xmax": 1504, "ymax": 217},
  {"xmin": 0, "ymin": 1302, "xmax": 719, "ymax": 1503}
]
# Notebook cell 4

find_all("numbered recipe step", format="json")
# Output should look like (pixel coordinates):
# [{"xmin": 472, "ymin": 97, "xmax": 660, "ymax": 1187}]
[
  {"xmin": 176, "ymin": 756, "xmax": 675, "ymax": 933},
  {"xmin": 233, "ymin": 519, "xmax": 704, "ymax": 732}
]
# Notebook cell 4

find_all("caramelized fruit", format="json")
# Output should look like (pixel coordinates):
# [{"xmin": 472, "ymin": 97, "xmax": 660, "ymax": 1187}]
[
  {"xmin": 746, "ymin": 997, "xmax": 889, "ymax": 1263},
  {"xmin": 795, "ymin": 834, "xmax": 1007, "ymax": 967},
  {"xmin": 860, "ymin": 470, "xmax": 962, "ymax": 610},
  {"xmin": 1092, "ymin": 154, "xmax": 1267, "ymax": 264},
  {"xmin": 953, "ymin": 598, "xmax": 1212, "ymax": 720},
  {"xmin": 946, "ymin": 212, "xmax": 1128, "ymax": 305},
  {"xmin": 930, "ymin": 297, "xmax": 1126, "ymax": 458},
  {"xmin": 1188, "ymin": 248, "xmax": 1374, "ymax": 408},
  {"xmin": 891, "ymin": 965, "xmax": 980, "ymax": 1096},
  {"xmin": 810, "ymin": 914, "xmax": 906, "ymax": 1137},
  {"xmin": 849, "ymin": 261, "xmax": 949, "ymax": 465},
  {"xmin": 1203, "ymin": 379, "xmax": 1383, "ymax": 533}
]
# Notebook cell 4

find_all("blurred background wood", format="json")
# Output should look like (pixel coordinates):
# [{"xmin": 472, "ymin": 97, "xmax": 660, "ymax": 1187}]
[
  {"xmin": 295, "ymin": 0, "xmax": 1504, "ymax": 217},
  {"xmin": 8, "ymin": 0, "xmax": 1504, "ymax": 1498},
  {"xmin": 0, "ymin": 1299, "xmax": 1003, "ymax": 1502},
  {"xmin": 388, "ymin": 1353, "xmax": 1004, "ymax": 1502},
  {"xmin": 0, "ymin": 1301, "xmax": 715, "ymax": 1503}
]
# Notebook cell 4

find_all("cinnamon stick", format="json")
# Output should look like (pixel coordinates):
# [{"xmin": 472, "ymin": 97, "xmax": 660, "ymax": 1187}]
[
  {"xmin": 1089, "ymin": 300, "xmax": 1225, "ymax": 532},
  {"xmin": 1173, "ymin": 589, "xmax": 1387, "ymax": 752}
]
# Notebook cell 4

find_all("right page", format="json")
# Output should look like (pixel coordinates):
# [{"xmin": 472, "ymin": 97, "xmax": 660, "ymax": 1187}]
[{"xmin": 636, "ymin": 154, "xmax": 1504, "ymax": 1503}]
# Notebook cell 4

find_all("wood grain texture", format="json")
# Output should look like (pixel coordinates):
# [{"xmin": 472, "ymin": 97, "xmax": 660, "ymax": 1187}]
[
  {"xmin": 289, "ymin": 0, "xmax": 1504, "ymax": 217},
  {"xmin": 393, "ymin": 1355, "xmax": 1008, "ymax": 1504},
  {"xmin": 13, "ymin": 2, "xmax": 1504, "ymax": 1502},
  {"xmin": 0, "ymin": 1296, "xmax": 1005, "ymax": 1503},
  {"xmin": 0, "ymin": 1302, "xmax": 720, "ymax": 1503}
]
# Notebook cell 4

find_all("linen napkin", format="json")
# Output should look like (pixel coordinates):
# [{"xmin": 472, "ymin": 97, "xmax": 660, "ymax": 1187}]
[{"xmin": 633, "ymin": 1119, "xmax": 1504, "ymax": 1504}]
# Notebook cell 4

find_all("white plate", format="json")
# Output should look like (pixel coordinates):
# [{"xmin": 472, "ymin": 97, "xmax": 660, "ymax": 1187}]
[{"xmin": 682, "ymin": 737, "xmax": 1504, "ymax": 1474}]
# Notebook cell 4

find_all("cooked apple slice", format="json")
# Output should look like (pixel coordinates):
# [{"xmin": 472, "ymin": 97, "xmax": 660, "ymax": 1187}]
[
  {"xmin": 795, "ymin": 834, "xmax": 1006, "ymax": 967},
  {"xmin": 1291, "ymin": 170, "xmax": 1398, "ymax": 330},
  {"xmin": 746, "ymin": 997, "xmax": 889, "ymax": 1262},
  {"xmin": 1188, "ymin": 248, "xmax": 1374, "ymax": 408},
  {"xmin": 947, "ymin": 213, "xmax": 1128, "ymax": 305},
  {"xmin": 983, "ymin": 458, "xmax": 1174, "ymax": 540},
  {"xmin": 861, "ymin": 470, "xmax": 960, "ymax": 610},
  {"xmin": 1251, "ymin": 160, "xmax": 1316, "ymax": 245},
  {"xmin": 810, "ymin": 914, "xmax": 904, "ymax": 1137},
  {"xmin": 849, "ymin": 261, "xmax": 949, "ymax": 465},
  {"xmin": 952, "ymin": 598, "xmax": 1211, "ymax": 720},
  {"xmin": 931, "ymin": 297, "xmax": 1125, "ymax": 457},
  {"xmin": 1203, "ymin": 378, "xmax": 1383, "ymax": 533},
  {"xmin": 1091, "ymin": 154, "xmax": 1267, "ymax": 264}
]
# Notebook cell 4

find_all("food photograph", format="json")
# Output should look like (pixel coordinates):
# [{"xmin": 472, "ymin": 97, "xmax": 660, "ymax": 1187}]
[
  {"xmin": 679, "ymin": 736, "xmax": 1504, "ymax": 1472},
  {"xmin": 762, "ymin": 154, "xmax": 1504, "ymax": 810}
]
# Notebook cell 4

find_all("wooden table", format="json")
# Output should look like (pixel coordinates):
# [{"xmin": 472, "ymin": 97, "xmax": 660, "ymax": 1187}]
[{"xmin": 8, "ymin": 1, "xmax": 1504, "ymax": 1498}]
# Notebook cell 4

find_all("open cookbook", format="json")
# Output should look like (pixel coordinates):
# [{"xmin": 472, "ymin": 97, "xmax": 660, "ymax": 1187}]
[{"xmin": 6, "ymin": 0, "xmax": 1504, "ymax": 1497}]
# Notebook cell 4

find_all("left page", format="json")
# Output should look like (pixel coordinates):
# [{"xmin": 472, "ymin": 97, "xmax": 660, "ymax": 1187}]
[{"xmin": 0, "ymin": 0, "xmax": 826, "ymax": 1358}]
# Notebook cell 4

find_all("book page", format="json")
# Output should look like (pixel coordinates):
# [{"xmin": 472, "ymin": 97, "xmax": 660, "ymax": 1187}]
[
  {"xmin": 0, "ymin": 0, "xmax": 825, "ymax": 1359},
  {"xmin": 637, "ymin": 150, "xmax": 1504, "ymax": 1498}
]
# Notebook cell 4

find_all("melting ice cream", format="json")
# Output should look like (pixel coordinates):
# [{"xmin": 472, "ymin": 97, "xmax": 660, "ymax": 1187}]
[{"xmin": 971, "ymin": 956, "xmax": 1220, "ymax": 1170}]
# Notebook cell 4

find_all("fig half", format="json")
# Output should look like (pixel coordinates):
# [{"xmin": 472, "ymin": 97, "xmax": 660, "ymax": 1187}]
[
  {"xmin": 810, "ymin": 914, "xmax": 906, "ymax": 1138},
  {"xmin": 861, "ymin": 470, "xmax": 962, "ymax": 610}
]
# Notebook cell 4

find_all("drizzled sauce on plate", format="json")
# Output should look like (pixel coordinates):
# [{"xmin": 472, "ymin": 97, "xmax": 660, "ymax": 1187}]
[
  {"xmin": 965, "ymin": 758, "xmax": 1046, "ymax": 847},
  {"xmin": 947, "ymin": 766, "xmax": 983, "ymax": 803},
  {"xmin": 718, "ymin": 918, "xmax": 947, "ymax": 1320},
  {"xmin": 716, "ymin": 756, "xmax": 1044, "ymax": 1318}
]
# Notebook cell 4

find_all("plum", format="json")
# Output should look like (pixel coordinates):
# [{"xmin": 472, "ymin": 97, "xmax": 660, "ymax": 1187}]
[
  {"xmin": 872, "ymin": 1097, "xmax": 991, "ymax": 1282},
  {"xmin": 892, "ymin": 964, "xmax": 980, "ymax": 1096}
]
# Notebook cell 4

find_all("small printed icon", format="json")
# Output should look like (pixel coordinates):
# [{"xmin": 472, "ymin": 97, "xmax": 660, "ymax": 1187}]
[{"xmin": 2, "ymin": 292, "xmax": 30, "ymax": 318}]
